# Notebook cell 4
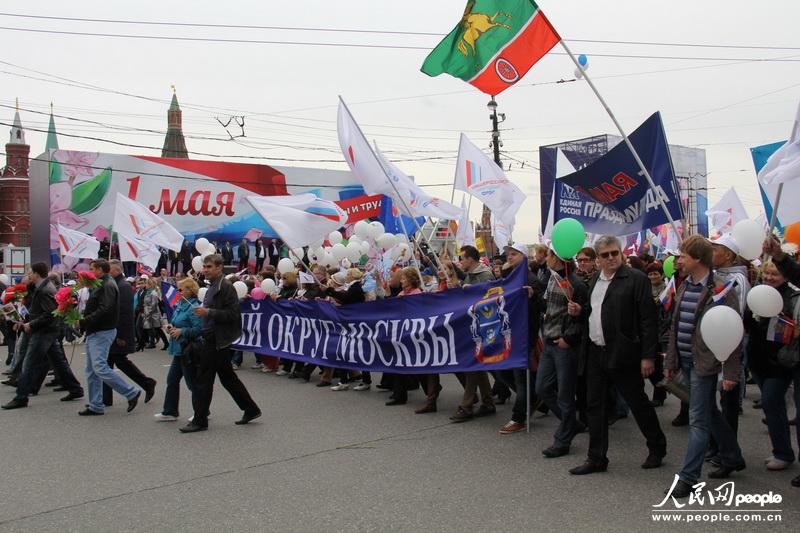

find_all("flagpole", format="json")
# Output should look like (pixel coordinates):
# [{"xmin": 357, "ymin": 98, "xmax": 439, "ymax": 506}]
[
  {"xmin": 343, "ymin": 97, "xmax": 443, "ymax": 272},
  {"xmin": 559, "ymin": 41, "xmax": 683, "ymax": 243}
]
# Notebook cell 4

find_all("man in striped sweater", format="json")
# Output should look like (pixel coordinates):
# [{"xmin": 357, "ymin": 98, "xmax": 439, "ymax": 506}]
[{"xmin": 663, "ymin": 235, "xmax": 745, "ymax": 499}]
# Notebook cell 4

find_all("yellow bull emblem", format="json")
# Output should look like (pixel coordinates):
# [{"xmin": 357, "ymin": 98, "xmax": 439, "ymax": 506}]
[{"xmin": 457, "ymin": 0, "xmax": 513, "ymax": 57}]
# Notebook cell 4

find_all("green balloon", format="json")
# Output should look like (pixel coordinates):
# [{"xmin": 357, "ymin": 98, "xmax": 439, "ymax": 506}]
[
  {"xmin": 551, "ymin": 218, "xmax": 586, "ymax": 259},
  {"xmin": 663, "ymin": 255, "xmax": 675, "ymax": 278}
]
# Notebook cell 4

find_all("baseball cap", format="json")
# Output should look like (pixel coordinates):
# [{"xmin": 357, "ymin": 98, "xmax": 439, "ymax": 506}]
[
  {"xmin": 708, "ymin": 233, "xmax": 740, "ymax": 256},
  {"xmin": 503, "ymin": 242, "xmax": 528, "ymax": 256}
]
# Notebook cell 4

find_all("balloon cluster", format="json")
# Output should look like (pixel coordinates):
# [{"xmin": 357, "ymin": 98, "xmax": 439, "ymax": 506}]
[
  {"xmin": 574, "ymin": 54, "xmax": 589, "ymax": 79},
  {"xmin": 191, "ymin": 238, "xmax": 219, "ymax": 272}
]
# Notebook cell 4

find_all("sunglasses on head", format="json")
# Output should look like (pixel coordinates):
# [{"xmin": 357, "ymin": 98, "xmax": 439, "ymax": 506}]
[{"xmin": 599, "ymin": 250, "xmax": 620, "ymax": 259}]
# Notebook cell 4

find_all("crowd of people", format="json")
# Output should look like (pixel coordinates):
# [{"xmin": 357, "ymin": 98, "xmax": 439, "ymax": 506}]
[{"xmin": 1, "ymin": 232, "xmax": 799, "ymax": 496}]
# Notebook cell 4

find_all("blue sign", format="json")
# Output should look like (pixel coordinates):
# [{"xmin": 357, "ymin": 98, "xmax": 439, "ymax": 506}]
[
  {"xmin": 544, "ymin": 112, "xmax": 683, "ymax": 236},
  {"xmin": 233, "ymin": 264, "xmax": 530, "ymax": 374}
]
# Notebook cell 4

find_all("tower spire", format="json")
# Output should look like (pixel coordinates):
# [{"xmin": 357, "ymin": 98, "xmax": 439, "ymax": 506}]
[
  {"xmin": 162, "ymin": 86, "xmax": 188, "ymax": 158},
  {"xmin": 9, "ymin": 97, "xmax": 25, "ymax": 145},
  {"xmin": 46, "ymin": 102, "xmax": 59, "ymax": 152}
]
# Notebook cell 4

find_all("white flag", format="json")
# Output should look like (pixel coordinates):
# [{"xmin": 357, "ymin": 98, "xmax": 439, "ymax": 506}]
[
  {"xmin": 55, "ymin": 224, "xmax": 100, "ymax": 259},
  {"xmin": 454, "ymin": 133, "xmax": 524, "ymax": 229},
  {"xmin": 455, "ymin": 197, "xmax": 475, "ymax": 247},
  {"xmin": 706, "ymin": 187, "xmax": 749, "ymax": 233},
  {"xmin": 491, "ymin": 213, "xmax": 511, "ymax": 251},
  {"xmin": 113, "ymin": 193, "xmax": 183, "ymax": 252},
  {"xmin": 118, "ymin": 232, "xmax": 161, "ymax": 270},
  {"xmin": 337, "ymin": 98, "xmax": 393, "ymax": 195},
  {"xmin": 246, "ymin": 194, "xmax": 347, "ymax": 250},
  {"xmin": 759, "ymin": 101, "xmax": 800, "ymax": 186},
  {"xmin": 374, "ymin": 144, "xmax": 462, "ymax": 220}
]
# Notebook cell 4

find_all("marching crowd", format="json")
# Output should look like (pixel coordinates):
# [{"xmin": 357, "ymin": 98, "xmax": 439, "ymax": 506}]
[{"xmin": 1, "ymin": 232, "xmax": 799, "ymax": 497}]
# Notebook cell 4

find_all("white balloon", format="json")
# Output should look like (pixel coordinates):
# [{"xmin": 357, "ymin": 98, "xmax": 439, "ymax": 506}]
[
  {"xmin": 368, "ymin": 221, "xmax": 385, "ymax": 239},
  {"xmin": 348, "ymin": 234, "xmax": 362, "ymax": 244},
  {"xmin": 0, "ymin": 273, "xmax": 10, "ymax": 286},
  {"xmin": 328, "ymin": 230, "xmax": 343, "ymax": 245},
  {"xmin": 346, "ymin": 242, "xmax": 362, "ymax": 262},
  {"xmin": 396, "ymin": 234, "xmax": 409, "ymax": 244},
  {"xmin": 195, "ymin": 238, "xmax": 210, "ymax": 254},
  {"xmin": 191, "ymin": 256, "xmax": 204, "ymax": 273},
  {"xmin": 278, "ymin": 258, "xmax": 295, "ymax": 274},
  {"xmin": 322, "ymin": 250, "xmax": 336, "ymax": 268},
  {"xmin": 341, "ymin": 258, "xmax": 351, "ymax": 268},
  {"xmin": 732, "ymin": 220, "xmax": 764, "ymax": 260},
  {"xmin": 376, "ymin": 232, "xmax": 398, "ymax": 250},
  {"xmin": 699, "ymin": 305, "xmax": 744, "ymax": 362},
  {"xmin": 291, "ymin": 248, "xmax": 305, "ymax": 262},
  {"xmin": 260, "ymin": 278, "xmax": 277, "ymax": 295},
  {"xmin": 574, "ymin": 67, "xmax": 584, "ymax": 79},
  {"xmin": 747, "ymin": 284, "xmax": 784, "ymax": 318},
  {"xmin": 332, "ymin": 243, "xmax": 348, "ymax": 261},
  {"xmin": 354, "ymin": 220, "xmax": 371, "ymax": 239},
  {"xmin": 359, "ymin": 241, "xmax": 371, "ymax": 255},
  {"xmin": 202, "ymin": 242, "xmax": 217, "ymax": 255},
  {"xmin": 197, "ymin": 287, "xmax": 207, "ymax": 302},
  {"xmin": 233, "ymin": 281, "xmax": 248, "ymax": 300}
]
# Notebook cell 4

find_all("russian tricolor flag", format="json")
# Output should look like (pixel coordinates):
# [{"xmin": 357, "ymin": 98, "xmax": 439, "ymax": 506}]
[
  {"xmin": 711, "ymin": 279, "xmax": 737, "ymax": 305},
  {"xmin": 161, "ymin": 281, "xmax": 180, "ymax": 320},
  {"xmin": 658, "ymin": 277, "xmax": 676, "ymax": 311}
]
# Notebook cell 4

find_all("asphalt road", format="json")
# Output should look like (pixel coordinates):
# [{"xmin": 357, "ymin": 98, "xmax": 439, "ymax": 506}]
[{"xmin": 0, "ymin": 347, "xmax": 797, "ymax": 532}]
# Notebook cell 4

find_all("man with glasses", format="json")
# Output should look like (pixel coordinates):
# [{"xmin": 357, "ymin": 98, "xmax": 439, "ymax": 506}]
[
  {"xmin": 575, "ymin": 247, "xmax": 598, "ymax": 285},
  {"xmin": 567, "ymin": 235, "xmax": 666, "ymax": 475}
]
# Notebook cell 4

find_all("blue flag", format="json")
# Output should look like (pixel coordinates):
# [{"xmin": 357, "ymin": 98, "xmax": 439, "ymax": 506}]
[
  {"xmin": 549, "ymin": 112, "xmax": 683, "ymax": 236},
  {"xmin": 378, "ymin": 195, "xmax": 425, "ymax": 236}
]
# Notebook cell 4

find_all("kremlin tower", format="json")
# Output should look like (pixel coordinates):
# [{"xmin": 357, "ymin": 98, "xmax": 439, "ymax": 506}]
[
  {"xmin": 0, "ymin": 99, "xmax": 31, "ymax": 247},
  {"xmin": 161, "ymin": 87, "xmax": 188, "ymax": 158}
]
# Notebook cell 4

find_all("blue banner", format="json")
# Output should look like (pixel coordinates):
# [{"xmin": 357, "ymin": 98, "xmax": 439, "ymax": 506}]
[
  {"xmin": 548, "ymin": 112, "xmax": 683, "ymax": 236},
  {"xmin": 378, "ymin": 195, "xmax": 425, "ymax": 236},
  {"xmin": 233, "ymin": 264, "xmax": 530, "ymax": 374}
]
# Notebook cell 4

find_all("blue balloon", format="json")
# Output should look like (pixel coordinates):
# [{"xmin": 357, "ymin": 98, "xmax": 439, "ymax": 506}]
[{"xmin": 578, "ymin": 54, "xmax": 588, "ymax": 67}]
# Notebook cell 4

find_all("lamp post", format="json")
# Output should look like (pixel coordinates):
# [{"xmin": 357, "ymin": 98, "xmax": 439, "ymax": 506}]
[{"xmin": 477, "ymin": 98, "xmax": 506, "ymax": 258}]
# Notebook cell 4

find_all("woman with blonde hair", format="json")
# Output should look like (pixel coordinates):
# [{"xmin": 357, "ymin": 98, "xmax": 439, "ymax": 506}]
[{"xmin": 155, "ymin": 277, "xmax": 203, "ymax": 421}]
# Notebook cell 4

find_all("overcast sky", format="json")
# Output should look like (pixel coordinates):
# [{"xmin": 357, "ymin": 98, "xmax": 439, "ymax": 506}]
[{"xmin": 2, "ymin": 0, "xmax": 798, "ymax": 243}]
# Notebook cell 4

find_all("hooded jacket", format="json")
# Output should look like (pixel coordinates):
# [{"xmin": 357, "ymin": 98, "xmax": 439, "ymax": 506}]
[{"xmin": 463, "ymin": 262, "xmax": 493, "ymax": 286}]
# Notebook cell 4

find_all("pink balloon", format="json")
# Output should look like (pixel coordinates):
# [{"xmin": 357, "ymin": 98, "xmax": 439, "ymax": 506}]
[{"xmin": 251, "ymin": 288, "xmax": 266, "ymax": 300}]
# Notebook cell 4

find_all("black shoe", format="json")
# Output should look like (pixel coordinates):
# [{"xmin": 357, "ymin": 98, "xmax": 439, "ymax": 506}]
[
  {"xmin": 385, "ymin": 398, "xmax": 407, "ymax": 406},
  {"xmin": 78, "ymin": 408, "xmax": 103, "ymax": 416},
  {"xmin": 671, "ymin": 412, "xmax": 689, "ymax": 427},
  {"xmin": 474, "ymin": 404, "xmax": 497, "ymax": 417},
  {"xmin": 792, "ymin": 474, "xmax": 800, "ymax": 488},
  {"xmin": 179, "ymin": 422, "xmax": 207, "ymax": 433},
  {"xmin": 450, "ymin": 407, "xmax": 474, "ymax": 423},
  {"xmin": 144, "ymin": 381, "xmax": 156, "ymax": 403},
  {"xmin": 1, "ymin": 378, "xmax": 18, "ymax": 387},
  {"xmin": 127, "ymin": 391, "xmax": 141, "ymax": 413},
  {"xmin": 542, "ymin": 445, "xmax": 570, "ymax": 458},
  {"xmin": 664, "ymin": 479, "xmax": 693, "ymax": 498},
  {"xmin": 53, "ymin": 386, "xmax": 68, "ymax": 392},
  {"xmin": 708, "ymin": 461, "xmax": 746, "ymax": 479},
  {"xmin": 1, "ymin": 398, "xmax": 27, "ymax": 410},
  {"xmin": 641, "ymin": 453, "xmax": 665, "ymax": 469},
  {"xmin": 569, "ymin": 460, "xmax": 608, "ymax": 475},
  {"xmin": 60, "ymin": 391, "xmax": 84, "ymax": 402},
  {"xmin": 315, "ymin": 381, "xmax": 332, "ymax": 388},
  {"xmin": 235, "ymin": 410, "xmax": 262, "ymax": 425}
]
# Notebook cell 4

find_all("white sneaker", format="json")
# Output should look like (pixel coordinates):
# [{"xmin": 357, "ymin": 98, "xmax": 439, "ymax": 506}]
[
  {"xmin": 331, "ymin": 382, "xmax": 350, "ymax": 391},
  {"xmin": 276, "ymin": 369, "xmax": 289, "ymax": 376},
  {"xmin": 353, "ymin": 382, "xmax": 371, "ymax": 391},
  {"xmin": 766, "ymin": 458, "xmax": 792, "ymax": 471},
  {"xmin": 154, "ymin": 413, "xmax": 178, "ymax": 422}
]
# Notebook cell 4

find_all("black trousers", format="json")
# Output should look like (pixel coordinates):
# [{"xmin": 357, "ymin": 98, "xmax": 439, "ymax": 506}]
[
  {"xmin": 103, "ymin": 351, "xmax": 156, "ymax": 406},
  {"xmin": 585, "ymin": 343, "xmax": 667, "ymax": 464},
  {"xmin": 255, "ymin": 257, "xmax": 265, "ymax": 273},
  {"xmin": 191, "ymin": 339, "xmax": 259, "ymax": 427}
]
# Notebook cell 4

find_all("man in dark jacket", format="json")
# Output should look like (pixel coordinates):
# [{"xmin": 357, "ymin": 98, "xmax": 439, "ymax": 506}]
[
  {"xmin": 2, "ymin": 262, "xmax": 83, "ymax": 409},
  {"xmin": 567, "ymin": 235, "xmax": 667, "ymax": 475},
  {"xmin": 181, "ymin": 254, "xmax": 260, "ymax": 432},
  {"xmin": 78, "ymin": 259, "xmax": 141, "ymax": 416},
  {"xmin": 237, "ymin": 239, "xmax": 250, "ymax": 272},
  {"xmin": 221, "ymin": 241, "xmax": 234, "ymax": 266},
  {"xmin": 102, "ymin": 260, "xmax": 157, "ymax": 407},
  {"xmin": 180, "ymin": 240, "xmax": 193, "ymax": 274}
]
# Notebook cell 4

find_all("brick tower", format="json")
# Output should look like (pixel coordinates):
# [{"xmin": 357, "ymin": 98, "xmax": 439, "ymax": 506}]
[
  {"xmin": 0, "ymin": 99, "xmax": 31, "ymax": 246},
  {"xmin": 161, "ymin": 87, "xmax": 189, "ymax": 159}
]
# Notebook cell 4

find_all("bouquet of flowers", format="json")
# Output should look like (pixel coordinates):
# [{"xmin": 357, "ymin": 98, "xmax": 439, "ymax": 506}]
[
  {"xmin": 52, "ymin": 271, "xmax": 102, "ymax": 326},
  {"xmin": 1, "ymin": 283, "xmax": 29, "ymax": 322},
  {"xmin": 1, "ymin": 283, "xmax": 27, "ymax": 305}
]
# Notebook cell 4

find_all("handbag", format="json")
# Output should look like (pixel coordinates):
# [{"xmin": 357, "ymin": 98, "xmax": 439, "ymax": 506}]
[{"xmin": 180, "ymin": 334, "xmax": 205, "ymax": 367}]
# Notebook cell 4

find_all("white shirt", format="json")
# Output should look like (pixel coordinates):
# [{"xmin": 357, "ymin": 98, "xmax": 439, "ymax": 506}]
[{"xmin": 588, "ymin": 270, "xmax": 616, "ymax": 346}]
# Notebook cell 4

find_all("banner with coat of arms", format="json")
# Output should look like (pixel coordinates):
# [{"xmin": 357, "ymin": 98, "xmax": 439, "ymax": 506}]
[{"xmin": 233, "ymin": 264, "xmax": 530, "ymax": 373}]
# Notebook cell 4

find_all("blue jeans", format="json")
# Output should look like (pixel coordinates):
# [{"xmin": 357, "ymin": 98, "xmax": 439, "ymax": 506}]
[
  {"xmin": 679, "ymin": 370, "xmax": 744, "ymax": 484},
  {"xmin": 84, "ymin": 329, "xmax": 139, "ymax": 413},
  {"xmin": 760, "ymin": 368, "xmax": 800, "ymax": 463},
  {"xmin": 535, "ymin": 343, "xmax": 579, "ymax": 447},
  {"xmin": 162, "ymin": 356, "xmax": 196, "ymax": 416}
]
